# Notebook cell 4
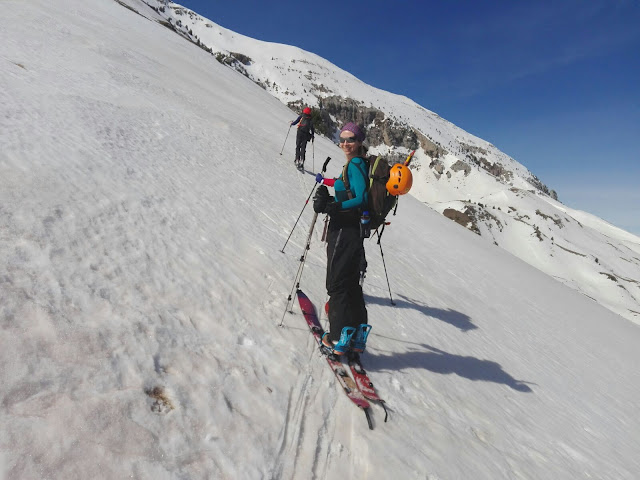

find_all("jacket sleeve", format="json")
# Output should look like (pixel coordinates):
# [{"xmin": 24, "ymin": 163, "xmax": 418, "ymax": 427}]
[
  {"xmin": 291, "ymin": 115, "xmax": 302, "ymax": 126},
  {"xmin": 339, "ymin": 159, "xmax": 368, "ymax": 211},
  {"xmin": 322, "ymin": 177, "xmax": 336, "ymax": 187}
]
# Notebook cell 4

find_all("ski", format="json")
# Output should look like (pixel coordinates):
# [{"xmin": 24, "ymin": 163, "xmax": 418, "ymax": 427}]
[
  {"xmin": 347, "ymin": 353, "xmax": 389, "ymax": 422},
  {"xmin": 322, "ymin": 298, "xmax": 388, "ymax": 421},
  {"xmin": 296, "ymin": 290, "xmax": 373, "ymax": 429}
]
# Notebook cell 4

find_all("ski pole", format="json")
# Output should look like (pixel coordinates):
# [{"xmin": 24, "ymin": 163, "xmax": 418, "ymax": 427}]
[
  {"xmin": 280, "ymin": 210, "xmax": 320, "ymax": 326},
  {"xmin": 404, "ymin": 149, "xmax": 416, "ymax": 166},
  {"xmin": 375, "ymin": 231, "xmax": 396, "ymax": 306},
  {"xmin": 280, "ymin": 156, "xmax": 331, "ymax": 253},
  {"xmin": 279, "ymin": 124, "xmax": 292, "ymax": 155}
]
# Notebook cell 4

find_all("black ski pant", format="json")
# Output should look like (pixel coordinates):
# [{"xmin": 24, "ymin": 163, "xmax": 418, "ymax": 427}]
[
  {"xmin": 326, "ymin": 222, "xmax": 368, "ymax": 343},
  {"xmin": 295, "ymin": 130, "xmax": 310, "ymax": 162}
]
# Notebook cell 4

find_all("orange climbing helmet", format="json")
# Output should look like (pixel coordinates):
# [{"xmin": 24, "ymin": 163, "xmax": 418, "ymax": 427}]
[{"xmin": 386, "ymin": 163, "xmax": 413, "ymax": 196}]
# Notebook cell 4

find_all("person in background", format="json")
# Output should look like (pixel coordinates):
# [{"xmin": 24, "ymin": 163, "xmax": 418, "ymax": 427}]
[
  {"xmin": 290, "ymin": 107, "xmax": 315, "ymax": 170},
  {"xmin": 313, "ymin": 122, "xmax": 371, "ymax": 355}
]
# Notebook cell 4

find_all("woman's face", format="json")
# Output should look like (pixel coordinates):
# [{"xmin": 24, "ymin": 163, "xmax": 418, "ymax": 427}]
[{"xmin": 339, "ymin": 132, "xmax": 361, "ymax": 159}]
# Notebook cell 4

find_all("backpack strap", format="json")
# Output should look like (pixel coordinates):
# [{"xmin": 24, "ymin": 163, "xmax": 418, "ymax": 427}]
[
  {"xmin": 341, "ymin": 159, "xmax": 353, "ymax": 199},
  {"xmin": 369, "ymin": 156, "xmax": 384, "ymax": 188},
  {"xmin": 341, "ymin": 157, "xmax": 369, "ymax": 200}
]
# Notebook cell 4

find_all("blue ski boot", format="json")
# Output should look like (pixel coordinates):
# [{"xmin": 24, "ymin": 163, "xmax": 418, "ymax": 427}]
[
  {"xmin": 352, "ymin": 324, "xmax": 372, "ymax": 353},
  {"xmin": 332, "ymin": 326, "xmax": 356, "ymax": 355},
  {"xmin": 321, "ymin": 332, "xmax": 335, "ymax": 353}
]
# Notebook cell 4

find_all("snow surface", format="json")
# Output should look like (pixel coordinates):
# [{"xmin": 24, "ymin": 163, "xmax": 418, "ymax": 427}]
[{"xmin": 2, "ymin": 0, "xmax": 640, "ymax": 479}]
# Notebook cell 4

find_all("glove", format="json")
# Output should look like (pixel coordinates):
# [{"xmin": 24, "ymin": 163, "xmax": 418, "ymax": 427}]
[
  {"xmin": 313, "ymin": 185, "xmax": 329, "ymax": 213},
  {"xmin": 315, "ymin": 173, "xmax": 324, "ymax": 184},
  {"xmin": 324, "ymin": 201, "xmax": 341, "ymax": 216}
]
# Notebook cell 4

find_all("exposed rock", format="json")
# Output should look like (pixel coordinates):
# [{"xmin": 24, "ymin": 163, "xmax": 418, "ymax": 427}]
[
  {"xmin": 556, "ymin": 243, "xmax": 587, "ymax": 257},
  {"xmin": 464, "ymin": 154, "xmax": 513, "ymax": 182},
  {"xmin": 444, "ymin": 203, "xmax": 510, "ymax": 237},
  {"xmin": 460, "ymin": 204, "xmax": 505, "ymax": 234},
  {"xmin": 460, "ymin": 143, "xmax": 488, "ymax": 156},
  {"xmin": 230, "ymin": 51, "xmax": 252, "ymax": 66},
  {"xmin": 429, "ymin": 159, "xmax": 445, "ymax": 179},
  {"xmin": 527, "ymin": 173, "xmax": 556, "ymax": 199},
  {"xmin": 450, "ymin": 160, "xmax": 471, "ymax": 176},
  {"xmin": 535, "ymin": 209, "xmax": 564, "ymax": 228},
  {"xmin": 215, "ymin": 52, "xmax": 250, "ymax": 77},
  {"xmin": 532, "ymin": 225, "xmax": 544, "ymax": 241},
  {"xmin": 444, "ymin": 208, "xmax": 477, "ymax": 233},
  {"xmin": 415, "ymin": 130, "xmax": 447, "ymax": 158},
  {"xmin": 298, "ymin": 96, "xmax": 420, "ymax": 150}
]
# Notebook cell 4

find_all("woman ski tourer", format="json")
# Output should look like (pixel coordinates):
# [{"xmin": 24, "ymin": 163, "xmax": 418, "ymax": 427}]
[{"xmin": 313, "ymin": 122, "xmax": 371, "ymax": 355}]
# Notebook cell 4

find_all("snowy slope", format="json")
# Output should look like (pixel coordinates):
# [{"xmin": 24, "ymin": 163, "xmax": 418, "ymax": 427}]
[
  {"xmin": 2, "ymin": 0, "xmax": 640, "ymax": 479},
  {"xmin": 138, "ymin": 1, "xmax": 640, "ymax": 324}
]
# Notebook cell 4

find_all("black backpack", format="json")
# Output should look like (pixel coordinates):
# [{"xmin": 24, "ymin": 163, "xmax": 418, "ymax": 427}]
[
  {"xmin": 298, "ymin": 113, "xmax": 312, "ymax": 133},
  {"xmin": 342, "ymin": 156, "xmax": 397, "ymax": 231}
]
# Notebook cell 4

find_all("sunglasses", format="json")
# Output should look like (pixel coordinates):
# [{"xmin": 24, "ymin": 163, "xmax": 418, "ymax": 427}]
[{"xmin": 338, "ymin": 136, "xmax": 358, "ymax": 144}]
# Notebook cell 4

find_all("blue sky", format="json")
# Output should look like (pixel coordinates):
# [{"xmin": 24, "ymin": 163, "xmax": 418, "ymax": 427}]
[{"xmin": 177, "ymin": 0, "xmax": 639, "ymax": 234}]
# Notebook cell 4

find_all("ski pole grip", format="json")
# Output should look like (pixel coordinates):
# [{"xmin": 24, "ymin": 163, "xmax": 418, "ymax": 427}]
[
  {"xmin": 404, "ymin": 150, "xmax": 416, "ymax": 166},
  {"xmin": 321, "ymin": 156, "xmax": 331, "ymax": 173}
]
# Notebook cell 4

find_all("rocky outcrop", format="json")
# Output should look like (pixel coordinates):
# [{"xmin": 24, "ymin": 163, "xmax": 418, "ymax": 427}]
[
  {"xmin": 415, "ymin": 130, "xmax": 447, "ymax": 158},
  {"xmin": 288, "ymin": 96, "xmax": 422, "ymax": 151},
  {"xmin": 450, "ymin": 160, "xmax": 471, "ymax": 176},
  {"xmin": 331, "ymin": 97, "xmax": 416, "ymax": 147},
  {"xmin": 444, "ymin": 208, "xmax": 477, "ymax": 232},
  {"xmin": 214, "ymin": 52, "xmax": 252, "ymax": 77},
  {"xmin": 464, "ymin": 154, "xmax": 513, "ymax": 182},
  {"xmin": 430, "ymin": 159, "xmax": 445, "ymax": 179},
  {"xmin": 528, "ymin": 174, "xmax": 558, "ymax": 200}
]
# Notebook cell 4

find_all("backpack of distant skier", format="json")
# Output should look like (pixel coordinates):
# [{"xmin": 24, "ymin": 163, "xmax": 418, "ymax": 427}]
[
  {"xmin": 342, "ymin": 155, "xmax": 399, "ymax": 231},
  {"xmin": 298, "ymin": 113, "xmax": 312, "ymax": 134}
]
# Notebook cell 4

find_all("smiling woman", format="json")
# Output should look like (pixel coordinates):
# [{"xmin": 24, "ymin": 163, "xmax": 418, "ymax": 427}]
[{"xmin": 313, "ymin": 122, "xmax": 370, "ymax": 354}]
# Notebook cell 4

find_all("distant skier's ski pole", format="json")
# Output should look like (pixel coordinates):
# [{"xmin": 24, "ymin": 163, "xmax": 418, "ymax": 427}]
[
  {"xmin": 279, "ymin": 125, "xmax": 292, "ymax": 155},
  {"xmin": 280, "ymin": 156, "xmax": 331, "ymax": 253}
]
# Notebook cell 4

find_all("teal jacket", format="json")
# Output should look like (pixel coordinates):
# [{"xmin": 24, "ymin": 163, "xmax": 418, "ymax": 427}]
[{"xmin": 334, "ymin": 157, "xmax": 368, "ymax": 211}]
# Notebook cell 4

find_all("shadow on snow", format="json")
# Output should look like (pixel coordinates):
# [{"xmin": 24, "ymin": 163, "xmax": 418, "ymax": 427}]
[
  {"xmin": 365, "ymin": 292, "xmax": 478, "ymax": 332},
  {"xmin": 366, "ymin": 341, "xmax": 534, "ymax": 393}
]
